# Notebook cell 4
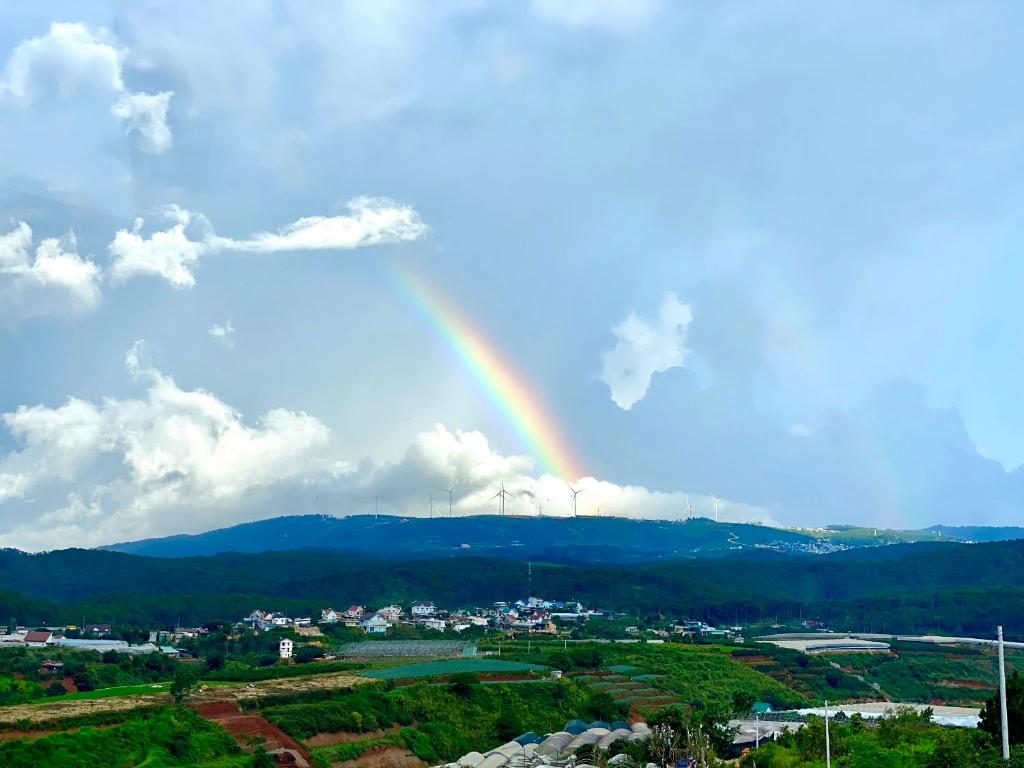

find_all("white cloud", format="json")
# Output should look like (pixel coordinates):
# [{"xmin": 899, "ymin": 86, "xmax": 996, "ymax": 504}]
[
  {"xmin": 0, "ymin": 222, "xmax": 103, "ymax": 321},
  {"xmin": 0, "ymin": 22, "xmax": 174, "ymax": 154},
  {"xmin": 108, "ymin": 205, "xmax": 209, "ymax": 289},
  {"xmin": 0, "ymin": 369, "xmax": 772, "ymax": 549},
  {"xmin": 331, "ymin": 423, "xmax": 774, "ymax": 527},
  {"xmin": 600, "ymin": 292, "xmax": 693, "ymax": 410},
  {"xmin": 209, "ymin": 320, "xmax": 236, "ymax": 349},
  {"xmin": 212, "ymin": 196, "xmax": 430, "ymax": 253},
  {"xmin": 0, "ymin": 341, "xmax": 341, "ymax": 547},
  {"xmin": 532, "ymin": 0, "xmax": 662, "ymax": 31},
  {"xmin": 108, "ymin": 197, "xmax": 429, "ymax": 289},
  {"xmin": 111, "ymin": 90, "xmax": 174, "ymax": 153},
  {"xmin": 0, "ymin": 22, "xmax": 124, "ymax": 102},
  {"xmin": 789, "ymin": 423, "xmax": 813, "ymax": 438}
]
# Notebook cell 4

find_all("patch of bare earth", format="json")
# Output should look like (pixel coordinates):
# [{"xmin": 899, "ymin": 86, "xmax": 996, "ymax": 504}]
[
  {"xmin": 0, "ymin": 672, "xmax": 371, "ymax": 728},
  {"xmin": 332, "ymin": 745, "xmax": 426, "ymax": 768},
  {"xmin": 306, "ymin": 724, "xmax": 405, "ymax": 748},
  {"xmin": 0, "ymin": 694, "xmax": 168, "ymax": 726},
  {"xmin": 939, "ymin": 679, "xmax": 994, "ymax": 690},
  {"xmin": 194, "ymin": 701, "xmax": 310, "ymax": 760}
]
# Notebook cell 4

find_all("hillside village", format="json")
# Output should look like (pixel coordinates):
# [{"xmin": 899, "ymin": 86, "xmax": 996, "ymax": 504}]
[{"xmin": 241, "ymin": 595, "xmax": 737, "ymax": 649}]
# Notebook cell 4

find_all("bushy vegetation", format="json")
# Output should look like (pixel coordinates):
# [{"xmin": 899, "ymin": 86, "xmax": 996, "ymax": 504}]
[
  {"xmin": 739, "ymin": 708, "xmax": 1023, "ymax": 768},
  {"xmin": 0, "ymin": 706, "xmax": 249, "ymax": 767},
  {"xmin": 731, "ymin": 645, "xmax": 876, "ymax": 702},
  {"xmin": 206, "ymin": 659, "xmax": 363, "ymax": 682},
  {"xmin": 0, "ymin": 645, "xmax": 179, "ymax": 705},
  {"xmin": 363, "ymin": 658, "xmax": 545, "ymax": 679},
  {"xmin": 500, "ymin": 641, "xmax": 806, "ymax": 710},
  {"xmin": 259, "ymin": 679, "xmax": 624, "ymax": 761}
]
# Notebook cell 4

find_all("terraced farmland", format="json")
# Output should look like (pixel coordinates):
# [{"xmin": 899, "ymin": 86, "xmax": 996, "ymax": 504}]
[{"xmin": 572, "ymin": 670, "xmax": 678, "ymax": 714}]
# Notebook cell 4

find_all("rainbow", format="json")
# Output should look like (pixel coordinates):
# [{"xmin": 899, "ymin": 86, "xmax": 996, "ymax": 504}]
[{"xmin": 395, "ymin": 268, "xmax": 584, "ymax": 481}]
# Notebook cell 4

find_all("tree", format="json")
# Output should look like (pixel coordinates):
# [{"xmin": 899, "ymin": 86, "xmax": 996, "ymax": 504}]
[
  {"xmin": 682, "ymin": 724, "xmax": 717, "ymax": 768},
  {"xmin": 731, "ymin": 690, "xmax": 755, "ymax": 715},
  {"xmin": 796, "ymin": 715, "xmax": 846, "ymax": 762},
  {"xmin": 252, "ymin": 747, "xmax": 276, "ymax": 768},
  {"xmin": 71, "ymin": 668, "xmax": 96, "ymax": 692},
  {"xmin": 651, "ymin": 705, "xmax": 733, "ymax": 763},
  {"xmin": 447, "ymin": 672, "xmax": 480, "ymax": 697},
  {"xmin": 927, "ymin": 727, "xmax": 992, "ymax": 768},
  {"xmin": 981, "ymin": 670, "xmax": 1024, "ymax": 747},
  {"xmin": 45, "ymin": 681, "xmax": 66, "ymax": 697},
  {"xmin": 649, "ymin": 723, "xmax": 682, "ymax": 767},
  {"xmin": 205, "ymin": 651, "xmax": 225, "ymax": 671},
  {"xmin": 171, "ymin": 664, "xmax": 202, "ymax": 705}
]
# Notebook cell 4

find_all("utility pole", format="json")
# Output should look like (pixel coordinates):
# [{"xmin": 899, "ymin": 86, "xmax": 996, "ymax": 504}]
[
  {"xmin": 824, "ymin": 700, "xmax": 831, "ymax": 768},
  {"xmin": 755, "ymin": 712, "xmax": 760, "ymax": 750},
  {"xmin": 999, "ymin": 626, "xmax": 1010, "ymax": 760}
]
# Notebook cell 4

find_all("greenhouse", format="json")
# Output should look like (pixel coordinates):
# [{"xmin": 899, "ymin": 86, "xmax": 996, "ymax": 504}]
[{"xmin": 435, "ymin": 721, "xmax": 652, "ymax": 768}]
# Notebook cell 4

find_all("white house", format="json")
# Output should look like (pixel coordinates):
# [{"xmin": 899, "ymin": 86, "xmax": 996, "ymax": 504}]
[
  {"xmin": 411, "ymin": 601, "xmax": 436, "ymax": 618},
  {"xmin": 423, "ymin": 618, "xmax": 446, "ymax": 632},
  {"xmin": 362, "ymin": 615, "xmax": 391, "ymax": 634},
  {"xmin": 279, "ymin": 638, "xmax": 293, "ymax": 659},
  {"xmin": 320, "ymin": 609, "xmax": 340, "ymax": 624}
]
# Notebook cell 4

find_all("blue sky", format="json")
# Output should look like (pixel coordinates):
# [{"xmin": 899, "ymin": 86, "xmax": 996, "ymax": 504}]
[{"xmin": 2, "ymin": 1, "xmax": 1024, "ymax": 549}]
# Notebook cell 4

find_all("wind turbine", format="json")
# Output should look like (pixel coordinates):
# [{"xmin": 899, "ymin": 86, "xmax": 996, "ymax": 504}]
[
  {"xmin": 711, "ymin": 494, "xmax": 723, "ymax": 523},
  {"xmin": 568, "ymin": 484, "xmax": 585, "ymax": 518},
  {"xmin": 443, "ymin": 482, "xmax": 459, "ymax": 517},
  {"xmin": 428, "ymin": 493, "xmax": 437, "ymax": 519},
  {"xmin": 491, "ymin": 481, "xmax": 513, "ymax": 517},
  {"xmin": 684, "ymin": 495, "xmax": 694, "ymax": 521}
]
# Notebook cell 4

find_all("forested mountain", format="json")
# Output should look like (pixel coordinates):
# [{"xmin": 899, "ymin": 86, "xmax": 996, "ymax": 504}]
[
  {"xmin": 103, "ymin": 514, "xmax": 1024, "ymax": 562},
  {"xmin": 3, "ymin": 538, "xmax": 1024, "ymax": 635},
  {"xmin": 103, "ymin": 514, "xmax": 817, "ymax": 560}
]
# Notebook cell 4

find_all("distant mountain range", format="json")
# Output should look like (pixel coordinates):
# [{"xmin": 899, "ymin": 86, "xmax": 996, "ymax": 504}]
[{"xmin": 101, "ymin": 513, "xmax": 1024, "ymax": 561}]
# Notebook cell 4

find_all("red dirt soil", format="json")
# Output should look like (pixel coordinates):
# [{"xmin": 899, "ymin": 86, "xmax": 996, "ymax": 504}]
[
  {"xmin": 193, "ymin": 700, "xmax": 311, "ymax": 761},
  {"xmin": 939, "ymin": 679, "xmax": 994, "ymax": 690},
  {"xmin": 305, "ymin": 724, "xmax": 405, "ymax": 748},
  {"xmin": 332, "ymin": 745, "xmax": 425, "ymax": 768}
]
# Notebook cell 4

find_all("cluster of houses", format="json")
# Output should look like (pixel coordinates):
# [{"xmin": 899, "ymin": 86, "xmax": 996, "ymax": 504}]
[
  {"xmin": 0, "ymin": 625, "xmax": 181, "ymax": 656},
  {"xmin": 244, "ymin": 596, "xmax": 611, "ymax": 638},
  {"xmin": 319, "ymin": 603, "xmax": 458, "ymax": 633},
  {"xmin": 242, "ymin": 598, "xmax": 747, "ymax": 645},
  {"xmin": 242, "ymin": 610, "xmax": 315, "ymax": 632},
  {"xmin": 0, "ymin": 623, "xmax": 113, "ymax": 648}
]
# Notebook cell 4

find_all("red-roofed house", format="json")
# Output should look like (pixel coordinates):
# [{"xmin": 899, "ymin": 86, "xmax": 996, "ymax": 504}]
[{"xmin": 24, "ymin": 631, "xmax": 54, "ymax": 647}]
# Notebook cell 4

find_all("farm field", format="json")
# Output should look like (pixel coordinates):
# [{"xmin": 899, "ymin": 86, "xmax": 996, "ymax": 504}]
[
  {"xmin": 492, "ymin": 641, "xmax": 809, "ymax": 711},
  {"xmin": 363, "ymin": 659, "xmax": 547, "ymax": 680},
  {"xmin": 826, "ymin": 643, "xmax": 1024, "ymax": 706},
  {"xmin": 253, "ymin": 676, "xmax": 623, "ymax": 766},
  {"xmin": 0, "ymin": 671, "xmax": 370, "ymax": 727}
]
